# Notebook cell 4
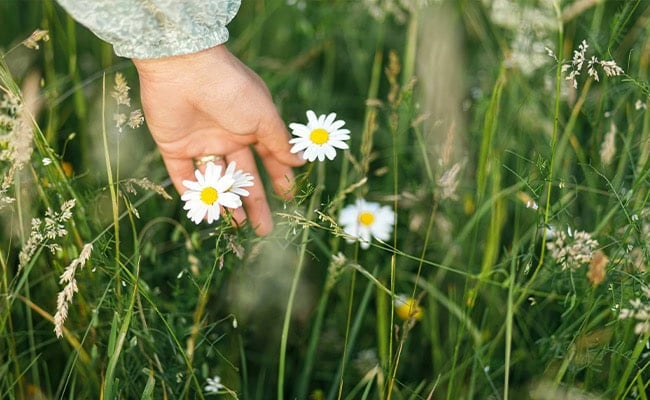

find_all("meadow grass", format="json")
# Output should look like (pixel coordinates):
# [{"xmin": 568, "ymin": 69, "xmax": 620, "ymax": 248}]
[{"xmin": 1, "ymin": 0, "xmax": 650, "ymax": 399}]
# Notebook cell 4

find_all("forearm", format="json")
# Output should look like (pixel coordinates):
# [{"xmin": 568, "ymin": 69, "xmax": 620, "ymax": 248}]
[{"xmin": 55, "ymin": 0, "xmax": 241, "ymax": 59}]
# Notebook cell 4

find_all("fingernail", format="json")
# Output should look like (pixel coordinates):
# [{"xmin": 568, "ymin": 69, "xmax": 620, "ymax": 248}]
[{"xmin": 295, "ymin": 151, "xmax": 307, "ymax": 163}]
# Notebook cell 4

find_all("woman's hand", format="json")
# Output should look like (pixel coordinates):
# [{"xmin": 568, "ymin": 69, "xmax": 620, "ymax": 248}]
[{"xmin": 133, "ymin": 44, "xmax": 304, "ymax": 234}]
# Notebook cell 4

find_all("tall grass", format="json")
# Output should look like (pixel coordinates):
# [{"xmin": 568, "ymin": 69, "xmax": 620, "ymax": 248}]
[{"xmin": 1, "ymin": 0, "xmax": 650, "ymax": 399}]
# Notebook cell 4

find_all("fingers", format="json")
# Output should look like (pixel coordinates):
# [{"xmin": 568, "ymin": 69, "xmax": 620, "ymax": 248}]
[
  {"xmin": 226, "ymin": 148, "xmax": 274, "ymax": 235},
  {"xmin": 255, "ymin": 142, "xmax": 297, "ymax": 200},
  {"xmin": 257, "ymin": 115, "xmax": 306, "ymax": 169},
  {"xmin": 253, "ymin": 110, "xmax": 305, "ymax": 200},
  {"xmin": 161, "ymin": 156, "xmax": 196, "ymax": 197},
  {"xmin": 155, "ymin": 112, "xmax": 301, "ymax": 234}
]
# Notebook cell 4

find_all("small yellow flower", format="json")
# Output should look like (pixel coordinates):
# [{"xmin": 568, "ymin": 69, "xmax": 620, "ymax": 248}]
[{"xmin": 394, "ymin": 295, "xmax": 423, "ymax": 321}]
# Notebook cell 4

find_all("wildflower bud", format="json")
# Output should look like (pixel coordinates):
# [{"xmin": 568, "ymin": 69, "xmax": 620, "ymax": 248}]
[
  {"xmin": 22, "ymin": 29, "xmax": 49, "ymax": 50},
  {"xmin": 587, "ymin": 250, "xmax": 608, "ymax": 287}
]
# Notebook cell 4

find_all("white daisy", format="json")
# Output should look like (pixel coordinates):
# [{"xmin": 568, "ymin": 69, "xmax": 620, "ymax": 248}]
[
  {"xmin": 224, "ymin": 161, "xmax": 254, "ymax": 196},
  {"xmin": 289, "ymin": 110, "xmax": 350, "ymax": 161},
  {"xmin": 204, "ymin": 375, "xmax": 224, "ymax": 394},
  {"xmin": 181, "ymin": 161, "xmax": 243, "ymax": 224},
  {"xmin": 339, "ymin": 198, "xmax": 395, "ymax": 249}
]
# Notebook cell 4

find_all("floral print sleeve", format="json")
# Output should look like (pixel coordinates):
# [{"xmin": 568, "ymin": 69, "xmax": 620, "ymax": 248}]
[{"xmin": 56, "ymin": 0, "xmax": 241, "ymax": 59}]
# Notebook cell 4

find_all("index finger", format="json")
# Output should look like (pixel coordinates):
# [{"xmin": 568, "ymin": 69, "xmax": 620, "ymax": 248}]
[
  {"xmin": 256, "ymin": 114, "xmax": 306, "ymax": 169},
  {"xmin": 255, "ymin": 115, "xmax": 305, "ymax": 196}
]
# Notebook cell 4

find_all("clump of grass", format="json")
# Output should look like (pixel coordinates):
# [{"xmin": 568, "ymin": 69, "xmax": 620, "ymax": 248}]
[{"xmin": 1, "ymin": 1, "xmax": 649, "ymax": 399}]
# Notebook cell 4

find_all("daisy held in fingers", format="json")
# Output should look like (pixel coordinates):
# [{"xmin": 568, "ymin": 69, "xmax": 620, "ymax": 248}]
[
  {"xmin": 181, "ymin": 161, "xmax": 253, "ymax": 224},
  {"xmin": 339, "ymin": 198, "xmax": 395, "ymax": 249},
  {"xmin": 289, "ymin": 110, "xmax": 350, "ymax": 161}
]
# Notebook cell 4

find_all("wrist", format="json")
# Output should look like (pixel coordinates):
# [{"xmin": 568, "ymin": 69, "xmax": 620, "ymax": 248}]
[{"xmin": 132, "ymin": 44, "xmax": 229, "ymax": 76}]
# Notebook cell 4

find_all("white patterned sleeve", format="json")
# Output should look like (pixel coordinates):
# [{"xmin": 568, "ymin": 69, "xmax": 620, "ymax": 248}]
[{"xmin": 56, "ymin": 0, "xmax": 241, "ymax": 59}]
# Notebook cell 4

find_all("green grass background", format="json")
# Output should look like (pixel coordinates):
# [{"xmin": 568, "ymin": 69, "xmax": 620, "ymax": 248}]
[{"xmin": 1, "ymin": 0, "xmax": 650, "ymax": 399}]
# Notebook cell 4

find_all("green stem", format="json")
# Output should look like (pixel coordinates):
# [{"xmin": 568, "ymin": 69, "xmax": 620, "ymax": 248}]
[
  {"xmin": 503, "ymin": 243, "xmax": 519, "ymax": 400},
  {"xmin": 278, "ymin": 161, "xmax": 325, "ymax": 399},
  {"xmin": 296, "ymin": 284, "xmax": 331, "ymax": 399},
  {"xmin": 337, "ymin": 265, "xmax": 357, "ymax": 400},
  {"xmin": 103, "ymin": 260, "xmax": 139, "ymax": 400},
  {"xmin": 617, "ymin": 332, "xmax": 650, "ymax": 398},
  {"xmin": 101, "ymin": 74, "xmax": 121, "ymax": 301},
  {"xmin": 514, "ymin": 3, "xmax": 565, "ymax": 310},
  {"xmin": 326, "ymin": 267, "xmax": 377, "ymax": 400},
  {"xmin": 297, "ymin": 19, "xmax": 386, "ymax": 396}
]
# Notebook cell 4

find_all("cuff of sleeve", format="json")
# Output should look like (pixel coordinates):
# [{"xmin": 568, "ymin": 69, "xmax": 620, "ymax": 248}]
[
  {"xmin": 112, "ymin": 27, "xmax": 230, "ymax": 59},
  {"xmin": 56, "ymin": 0, "xmax": 240, "ymax": 60}
]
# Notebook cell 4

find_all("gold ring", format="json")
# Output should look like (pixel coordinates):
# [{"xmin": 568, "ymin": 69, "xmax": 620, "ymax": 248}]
[{"xmin": 195, "ymin": 155, "xmax": 224, "ymax": 166}]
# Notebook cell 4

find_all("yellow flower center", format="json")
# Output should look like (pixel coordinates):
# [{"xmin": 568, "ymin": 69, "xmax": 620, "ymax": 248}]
[
  {"xmin": 200, "ymin": 187, "xmax": 219, "ymax": 205},
  {"xmin": 358, "ymin": 211, "xmax": 375, "ymax": 226},
  {"xmin": 395, "ymin": 298, "xmax": 424, "ymax": 321},
  {"xmin": 309, "ymin": 128, "xmax": 330, "ymax": 145}
]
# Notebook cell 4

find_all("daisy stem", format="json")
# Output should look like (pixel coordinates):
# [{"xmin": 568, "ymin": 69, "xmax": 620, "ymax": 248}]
[
  {"xmin": 337, "ymin": 245, "xmax": 358, "ymax": 400},
  {"xmin": 278, "ymin": 161, "xmax": 325, "ymax": 400},
  {"xmin": 386, "ymin": 59, "xmax": 403, "ymax": 400},
  {"xmin": 327, "ymin": 264, "xmax": 378, "ymax": 400},
  {"xmin": 296, "ymin": 281, "xmax": 330, "ymax": 399},
  {"xmin": 101, "ymin": 73, "xmax": 121, "ymax": 302},
  {"xmin": 298, "ymin": 45, "xmax": 383, "ymax": 392}
]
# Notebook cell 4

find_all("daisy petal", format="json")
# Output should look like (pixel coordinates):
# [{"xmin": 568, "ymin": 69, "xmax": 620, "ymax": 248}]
[
  {"xmin": 324, "ymin": 146, "xmax": 337, "ymax": 160},
  {"xmin": 330, "ymin": 120, "xmax": 346, "ymax": 130},
  {"xmin": 324, "ymin": 112, "xmax": 337, "ymax": 126},
  {"xmin": 303, "ymin": 147, "xmax": 319, "ymax": 162},
  {"xmin": 306, "ymin": 110, "xmax": 318, "ymax": 124},
  {"xmin": 329, "ymin": 140, "xmax": 350, "ymax": 150},
  {"xmin": 290, "ymin": 141, "xmax": 311, "ymax": 153}
]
